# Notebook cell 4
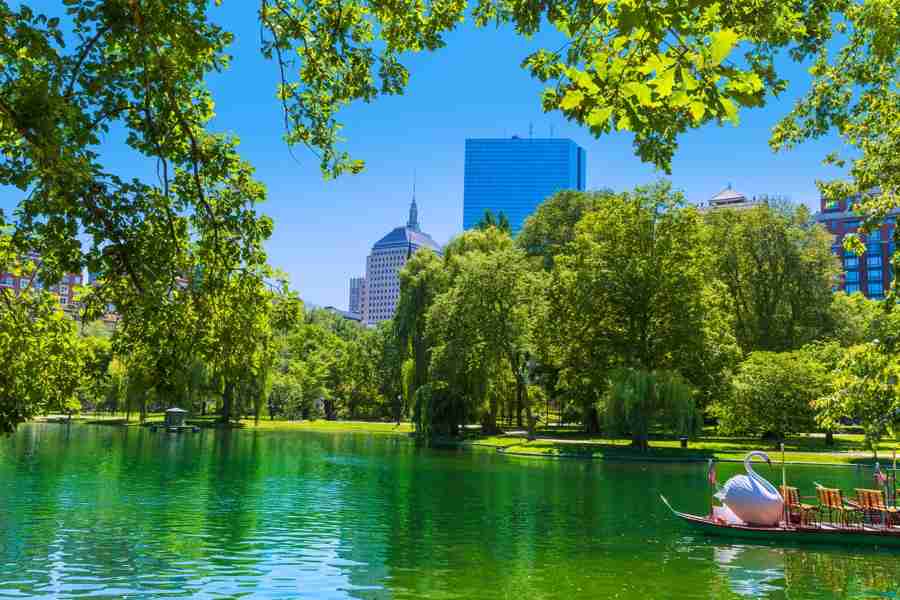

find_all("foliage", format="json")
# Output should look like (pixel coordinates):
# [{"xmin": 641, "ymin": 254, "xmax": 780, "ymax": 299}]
[
  {"xmin": 0, "ymin": 289, "xmax": 83, "ymax": 433},
  {"xmin": 395, "ymin": 249, "xmax": 446, "ymax": 419},
  {"xmin": 715, "ymin": 349, "xmax": 828, "ymax": 443},
  {"xmin": 772, "ymin": 0, "xmax": 899, "ymax": 243},
  {"xmin": 0, "ymin": 236, "xmax": 84, "ymax": 432},
  {"xmin": 547, "ymin": 182, "xmax": 721, "ymax": 431},
  {"xmin": 826, "ymin": 291, "xmax": 892, "ymax": 347},
  {"xmin": 518, "ymin": 189, "xmax": 615, "ymax": 269},
  {"xmin": 427, "ymin": 243, "xmax": 546, "ymax": 436},
  {"xmin": 706, "ymin": 204, "xmax": 839, "ymax": 353},
  {"xmin": 604, "ymin": 368, "xmax": 699, "ymax": 451},
  {"xmin": 816, "ymin": 341, "xmax": 900, "ymax": 456},
  {"xmin": 475, "ymin": 209, "xmax": 511, "ymax": 234}
]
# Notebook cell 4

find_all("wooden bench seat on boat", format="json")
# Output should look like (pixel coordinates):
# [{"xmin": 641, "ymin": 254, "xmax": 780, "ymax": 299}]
[
  {"xmin": 855, "ymin": 488, "xmax": 900, "ymax": 527},
  {"xmin": 817, "ymin": 487, "xmax": 863, "ymax": 527},
  {"xmin": 780, "ymin": 485, "xmax": 818, "ymax": 526}
]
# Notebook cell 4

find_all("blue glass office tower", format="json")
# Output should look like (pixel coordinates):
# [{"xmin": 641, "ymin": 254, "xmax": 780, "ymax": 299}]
[{"xmin": 463, "ymin": 137, "xmax": 587, "ymax": 234}]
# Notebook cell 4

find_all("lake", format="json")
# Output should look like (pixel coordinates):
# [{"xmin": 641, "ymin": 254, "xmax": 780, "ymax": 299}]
[{"xmin": 1, "ymin": 423, "xmax": 899, "ymax": 599}]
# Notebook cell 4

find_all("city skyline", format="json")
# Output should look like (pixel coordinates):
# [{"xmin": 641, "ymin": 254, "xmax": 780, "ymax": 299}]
[{"xmin": 0, "ymin": 5, "xmax": 843, "ymax": 310}]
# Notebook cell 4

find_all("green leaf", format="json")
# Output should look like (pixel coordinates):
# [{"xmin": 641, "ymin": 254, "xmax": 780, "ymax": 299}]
[
  {"xmin": 560, "ymin": 89, "xmax": 585, "ymax": 111},
  {"xmin": 671, "ymin": 90, "xmax": 690, "ymax": 108},
  {"xmin": 587, "ymin": 106, "xmax": 613, "ymax": 127},
  {"xmin": 624, "ymin": 82, "xmax": 652, "ymax": 106},
  {"xmin": 689, "ymin": 101, "xmax": 706, "ymax": 122},
  {"xmin": 652, "ymin": 68, "xmax": 676, "ymax": 97},
  {"xmin": 721, "ymin": 98, "xmax": 739, "ymax": 125},
  {"xmin": 709, "ymin": 29, "xmax": 739, "ymax": 67}
]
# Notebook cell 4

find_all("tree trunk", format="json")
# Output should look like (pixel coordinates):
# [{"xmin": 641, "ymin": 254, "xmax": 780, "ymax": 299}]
[
  {"xmin": 222, "ymin": 380, "xmax": 234, "ymax": 424},
  {"xmin": 825, "ymin": 429, "xmax": 834, "ymax": 447},
  {"xmin": 583, "ymin": 405, "xmax": 601, "ymax": 435},
  {"xmin": 515, "ymin": 375, "xmax": 534, "ymax": 440}
]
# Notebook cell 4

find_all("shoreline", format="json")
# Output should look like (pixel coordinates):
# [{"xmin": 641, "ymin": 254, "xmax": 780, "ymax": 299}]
[{"xmin": 29, "ymin": 416, "xmax": 895, "ymax": 467}]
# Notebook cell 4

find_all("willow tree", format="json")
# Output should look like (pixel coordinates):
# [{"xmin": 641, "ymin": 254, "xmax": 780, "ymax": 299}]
[
  {"xmin": 605, "ymin": 369, "xmax": 699, "ymax": 451},
  {"xmin": 395, "ymin": 249, "xmax": 446, "ymax": 427}
]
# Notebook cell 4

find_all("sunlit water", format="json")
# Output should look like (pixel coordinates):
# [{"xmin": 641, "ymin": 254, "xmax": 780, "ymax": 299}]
[{"xmin": 2, "ymin": 424, "xmax": 899, "ymax": 599}]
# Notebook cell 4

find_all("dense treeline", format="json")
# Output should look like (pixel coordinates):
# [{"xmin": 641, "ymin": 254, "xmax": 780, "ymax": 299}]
[
  {"xmin": 396, "ymin": 184, "xmax": 900, "ymax": 450},
  {"xmin": 4, "ymin": 184, "xmax": 900, "ymax": 453}
]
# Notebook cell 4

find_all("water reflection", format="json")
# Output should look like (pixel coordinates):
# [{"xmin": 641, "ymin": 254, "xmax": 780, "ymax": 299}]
[
  {"xmin": 713, "ymin": 545, "xmax": 785, "ymax": 597},
  {"xmin": 7, "ymin": 425, "xmax": 900, "ymax": 599},
  {"xmin": 710, "ymin": 542, "xmax": 900, "ymax": 599}
]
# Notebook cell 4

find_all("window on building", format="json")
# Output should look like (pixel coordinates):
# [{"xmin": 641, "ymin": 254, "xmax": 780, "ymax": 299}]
[
  {"xmin": 0, "ymin": 275, "xmax": 13, "ymax": 287},
  {"xmin": 846, "ymin": 271, "xmax": 859, "ymax": 282},
  {"xmin": 845, "ymin": 257, "xmax": 859, "ymax": 268},
  {"xmin": 846, "ymin": 220, "xmax": 861, "ymax": 230},
  {"xmin": 844, "ymin": 248, "xmax": 856, "ymax": 258},
  {"xmin": 870, "ymin": 230, "xmax": 882, "ymax": 241},
  {"xmin": 869, "ymin": 282, "xmax": 884, "ymax": 297},
  {"xmin": 869, "ymin": 270, "xmax": 883, "ymax": 281},
  {"xmin": 846, "ymin": 283, "xmax": 861, "ymax": 293},
  {"xmin": 868, "ymin": 243, "xmax": 881, "ymax": 255},
  {"xmin": 867, "ymin": 256, "xmax": 882, "ymax": 267}
]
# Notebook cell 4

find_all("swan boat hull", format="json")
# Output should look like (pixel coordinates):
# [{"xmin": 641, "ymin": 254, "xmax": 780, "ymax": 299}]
[{"xmin": 661, "ymin": 496, "xmax": 900, "ymax": 548}]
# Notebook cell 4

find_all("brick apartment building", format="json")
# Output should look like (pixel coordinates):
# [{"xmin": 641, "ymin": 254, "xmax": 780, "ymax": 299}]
[{"xmin": 0, "ymin": 251, "xmax": 84, "ymax": 308}]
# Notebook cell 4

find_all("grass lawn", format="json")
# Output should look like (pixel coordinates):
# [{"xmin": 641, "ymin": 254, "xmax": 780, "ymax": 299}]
[
  {"xmin": 237, "ymin": 419, "xmax": 413, "ymax": 435},
  {"xmin": 468, "ymin": 429, "xmax": 900, "ymax": 465}
]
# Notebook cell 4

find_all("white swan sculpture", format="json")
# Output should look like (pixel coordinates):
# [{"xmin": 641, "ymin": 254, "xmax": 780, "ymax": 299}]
[{"xmin": 714, "ymin": 451, "xmax": 784, "ymax": 526}]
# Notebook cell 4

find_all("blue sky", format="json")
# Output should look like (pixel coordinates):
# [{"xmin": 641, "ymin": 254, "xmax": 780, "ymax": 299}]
[{"xmin": 2, "ymin": 3, "xmax": 842, "ymax": 309}]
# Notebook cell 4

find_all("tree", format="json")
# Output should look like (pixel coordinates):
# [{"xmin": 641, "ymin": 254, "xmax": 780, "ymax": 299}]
[
  {"xmin": 395, "ymin": 249, "xmax": 446, "ymax": 427},
  {"xmin": 518, "ymin": 189, "xmax": 614, "ymax": 269},
  {"xmin": 772, "ymin": 1, "xmax": 899, "ymax": 240},
  {"xmin": 0, "ymin": 1, "xmax": 889, "ymax": 434},
  {"xmin": 714, "ymin": 350, "xmax": 827, "ymax": 444},
  {"xmin": 0, "ymin": 236, "xmax": 83, "ymax": 432},
  {"xmin": 826, "ymin": 291, "xmax": 891, "ymax": 347},
  {"xmin": 605, "ymin": 369, "xmax": 699, "ymax": 451},
  {"xmin": 427, "ymin": 245, "xmax": 546, "ymax": 436},
  {"xmin": 548, "ymin": 183, "xmax": 716, "ymax": 431},
  {"xmin": 475, "ymin": 210, "xmax": 511, "ymax": 234},
  {"xmin": 816, "ymin": 342, "xmax": 900, "ymax": 458},
  {"xmin": 706, "ymin": 204, "xmax": 839, "ymax": 353},
  {"xmin": 0, "ymin": 290, "xmax": 83, "ymax": 432}
]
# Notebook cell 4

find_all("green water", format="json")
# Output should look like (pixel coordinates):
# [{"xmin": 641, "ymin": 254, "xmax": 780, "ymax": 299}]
[{"xmin": 2, "ymin": 424, "xmax": 899, "ymax": 599}]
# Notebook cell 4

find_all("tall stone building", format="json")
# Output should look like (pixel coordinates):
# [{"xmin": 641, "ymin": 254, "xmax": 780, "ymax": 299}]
[{"xmin": 350, "ymin": 196, "xmax": 441, "ymax": 326}]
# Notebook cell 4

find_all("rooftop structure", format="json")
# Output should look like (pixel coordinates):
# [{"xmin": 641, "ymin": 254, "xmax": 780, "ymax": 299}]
[{"xmin": 700, "ymin": 186, "xmax": 768, "ymax": 212}]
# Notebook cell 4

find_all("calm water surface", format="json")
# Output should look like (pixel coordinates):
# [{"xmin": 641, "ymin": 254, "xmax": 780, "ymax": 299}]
[{"xmin": 1, "ymin": 424, "xmax": 899, "ymax": 599}]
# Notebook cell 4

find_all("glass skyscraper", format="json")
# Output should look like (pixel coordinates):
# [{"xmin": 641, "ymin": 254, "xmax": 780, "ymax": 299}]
[{"xmin": 463, "ymin": 137, "xmax": 587, "ymax": 234}]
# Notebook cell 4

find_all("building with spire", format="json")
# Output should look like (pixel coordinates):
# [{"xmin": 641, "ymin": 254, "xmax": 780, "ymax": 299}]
[{"xmin": 349, "ymin": 194, "xmax": 442, "ymax": 325}]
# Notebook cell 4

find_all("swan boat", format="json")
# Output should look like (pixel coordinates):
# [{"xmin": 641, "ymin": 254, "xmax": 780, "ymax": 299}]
[
  {"xmin": 662, "ymin": 451, "xmax": 900, "ymax": 547},
  {"xmin": 661, "ymin": 495, "xmax": 900, "ymax": 547}
]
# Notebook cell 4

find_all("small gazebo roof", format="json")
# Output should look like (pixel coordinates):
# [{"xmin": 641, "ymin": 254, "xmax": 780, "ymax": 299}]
[{"xmin": 165, "ymin": 407, "xmax": 188, "ymax": 413}]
